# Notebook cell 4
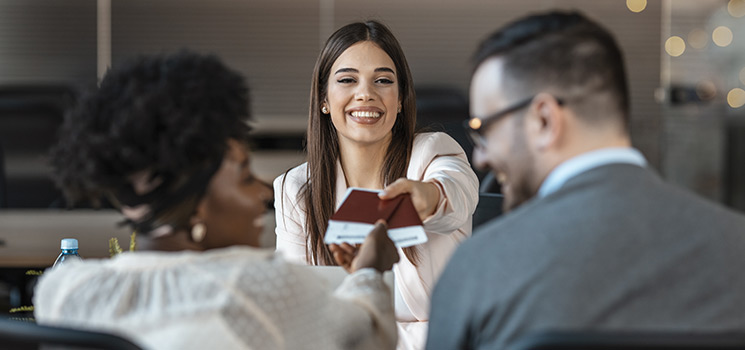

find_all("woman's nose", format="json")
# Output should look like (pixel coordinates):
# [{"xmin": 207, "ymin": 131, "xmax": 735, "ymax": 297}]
[{"xmin": 355, "ymin": 82, "xmax": 375, "ymax": 101}]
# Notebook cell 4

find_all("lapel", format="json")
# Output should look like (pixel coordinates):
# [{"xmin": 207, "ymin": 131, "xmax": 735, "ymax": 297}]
[{"xmin": 334, "ymin": 160, "xmax": 348, "ymax": 210}]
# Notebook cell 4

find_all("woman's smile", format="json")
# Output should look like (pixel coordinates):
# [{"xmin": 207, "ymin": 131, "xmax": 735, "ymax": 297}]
[
  {"xmin": 325, "ymin": 41, "xmax": 400, "ymax": 145},
  {"xmin": 347, "ymin": 106, "xmax": 385, "ymax": 124}
]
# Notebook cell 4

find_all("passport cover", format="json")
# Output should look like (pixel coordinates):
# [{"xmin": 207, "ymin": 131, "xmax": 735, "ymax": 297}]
[{"xmin": 324, "ymin": 188, "xmax": 428, "ymax": 247}]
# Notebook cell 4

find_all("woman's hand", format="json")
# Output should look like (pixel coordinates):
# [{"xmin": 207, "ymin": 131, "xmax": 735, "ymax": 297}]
[
  {"xmin": 329, "ymin": 220, "xmax": 399, "ymax": 273},
  {"xmin": 379, "ymin": 178, "xmax": 441, "ymax": 221}
]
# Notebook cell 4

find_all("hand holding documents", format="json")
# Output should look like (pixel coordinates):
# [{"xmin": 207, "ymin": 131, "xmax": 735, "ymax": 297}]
[{"xmin": 324, "ymin": 188, "xmax": 428, "ymax": 248}]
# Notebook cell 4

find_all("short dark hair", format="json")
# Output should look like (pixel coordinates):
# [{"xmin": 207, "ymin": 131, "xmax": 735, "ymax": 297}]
[
  {"xmin": 51, "ymin": 50, "xmax": 251, "ymax": 232},
  {"xmin": 473, "ymin": 11, "xmax": 630, "ymax": 126}
]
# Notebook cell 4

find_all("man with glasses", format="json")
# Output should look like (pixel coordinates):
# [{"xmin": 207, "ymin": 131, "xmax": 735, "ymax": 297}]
[{"xmin": 427, "ymin": 11, "xmax": 745, "ymax": 350}]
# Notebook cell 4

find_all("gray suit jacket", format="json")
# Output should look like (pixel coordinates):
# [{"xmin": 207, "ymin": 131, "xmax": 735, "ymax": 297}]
[{"xmin": 427, "ymin": 164, "xmax": 745, "ymax": 350}]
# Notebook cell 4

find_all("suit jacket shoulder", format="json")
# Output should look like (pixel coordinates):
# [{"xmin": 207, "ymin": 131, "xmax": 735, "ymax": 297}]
[{"xmin": 430, "ymin": 163, "xmax": 745, "ymax": 349}]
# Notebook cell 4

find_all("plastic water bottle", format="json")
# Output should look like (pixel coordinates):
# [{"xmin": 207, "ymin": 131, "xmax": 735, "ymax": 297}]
[{"xmin": 53, "ymin": 238, "xmax": 83, "ymax": 268}]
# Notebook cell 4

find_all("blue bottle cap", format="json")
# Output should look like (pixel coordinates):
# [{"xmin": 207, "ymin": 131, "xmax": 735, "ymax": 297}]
[{"xmin": 60, "ymin": 238, "xmax": 78, "ymax": 250}]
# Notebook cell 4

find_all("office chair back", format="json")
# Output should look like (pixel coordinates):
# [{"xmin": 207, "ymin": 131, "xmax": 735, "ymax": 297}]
[
  {"xmin": 415, "ymin": 87, "xmax": 481, "ymax": 171},
  {"xmin": 473, "ymin": 192, "xmax": 503, "ymax": 230},
  {"xmin": 513, "ymin": 330, "xmax": 745, "ymax": 350},
  {"xmin": 415, "ymin": 86, "xmax": 470, "ymax": 149},
  {"xmin": 0, "ymin": 317, "xmax": 143, "ymax": 350},
  {"xmin": 0, "ymin": 85, "xmax": 73, "ymax": 208}
]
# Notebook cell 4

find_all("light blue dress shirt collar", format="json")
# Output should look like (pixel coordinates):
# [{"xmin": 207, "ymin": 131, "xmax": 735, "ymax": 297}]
[{"xmin": 537, "ymin": 147, "xmax": 647, "ymax": 198}]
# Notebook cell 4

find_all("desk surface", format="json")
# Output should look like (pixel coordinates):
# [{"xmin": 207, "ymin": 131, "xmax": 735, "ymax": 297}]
[{"xmin": 0, "ymin": 210, "xmax": 131, "ymax": 268}]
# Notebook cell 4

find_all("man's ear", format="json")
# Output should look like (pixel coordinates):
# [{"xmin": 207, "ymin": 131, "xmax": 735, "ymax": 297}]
[{"xmin": 526, "ymin": 93, "xmax": 564, "ymax": 152}]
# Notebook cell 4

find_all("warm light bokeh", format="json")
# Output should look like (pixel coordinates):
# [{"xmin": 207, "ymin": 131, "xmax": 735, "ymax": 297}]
[
  {"xmin": 728, "ymin": 88, "xmax": 745, "ymax": 108},
  {"xmin": 696, "ymin": 81, "xmax": 717, "ymax": 101},
  {"xmin": 626, "ymin": 0, "xmax": 647, "ymax": 13},
  {"xmin": 688, "ymin": 28, "xmax": 708, "ymax": 49},
  {"xmin": 469, "ymin": 118, "xmax": 482, "ymax": 130},
  {"xmin": 712, "ymin": 26, "xmax": 734, "ymax": 47},
  {"xmin": 728, "ymin": 0, "xmax": 745, "ymax": 18},
  {"xmin": 665, "ymin": 36, "xmax": 686, "ymax": 57}
]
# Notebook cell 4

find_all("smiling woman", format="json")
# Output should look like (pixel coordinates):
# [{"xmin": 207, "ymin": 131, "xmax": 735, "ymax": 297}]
[
  {"xmin": 274, "ymin": 21, "xmax": 479, "ymax": 350},
  {"xmin": 325, "ymin": 41, "xmax": 401, "ymax": 147}
]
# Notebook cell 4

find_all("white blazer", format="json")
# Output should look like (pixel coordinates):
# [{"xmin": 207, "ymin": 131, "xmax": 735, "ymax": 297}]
[{"xmin": 274, "ymin": 132, "xmax": 479, "ymax": 349}]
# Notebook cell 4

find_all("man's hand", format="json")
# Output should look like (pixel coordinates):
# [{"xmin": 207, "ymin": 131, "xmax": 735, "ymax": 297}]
[
  {"xmin": 379, "ymin": 178, "xmax": 440, "ymax": 221},
  {"xmin": 329, "ymin": 220, "xmax": 399, "ymax": 273}
]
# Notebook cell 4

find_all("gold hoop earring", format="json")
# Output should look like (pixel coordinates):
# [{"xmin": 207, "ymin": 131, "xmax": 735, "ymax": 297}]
[
  {"xmin": 321, "ymin": 106, "xmax": 329, "ymax": 114},
  {"xmin": 191, "ymin": 223, "xmax": 206, "ymax": 243}
]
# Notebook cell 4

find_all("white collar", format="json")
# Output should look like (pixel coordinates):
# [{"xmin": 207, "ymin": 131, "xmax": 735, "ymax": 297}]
[{"xmin": 538, "ymin": 147, "xmax": 647, "ymax": 198}]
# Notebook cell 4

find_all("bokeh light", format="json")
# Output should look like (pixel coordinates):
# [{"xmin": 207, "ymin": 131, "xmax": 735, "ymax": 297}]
[
  {"xmin": 728, "ymin": 88, "xmax": 745, "ymax": 108},
  {"xmin": 728, "ymin": 0, "xmax": 745, "ymax": 18},
  {"xmin": 627, "ymin": 0, "xmax": 647, "ymax": 13},
  {"xmin": 688, "ymin": 28, "xmax": 708, "ymax": 49},
  {"xmin": 468, "ymin": 118, "xmax": 482, "ymax": 130},
  {"xmin": 665, "ymin": 36, "xmax": 686, "ymax": 57},
  {"xmin": 712, "ymin": 26, "xmax": 733, "ymax": 47},
  {"xmin": 696, "ymin": 81, "xmax": 717, "ymax": 101}
]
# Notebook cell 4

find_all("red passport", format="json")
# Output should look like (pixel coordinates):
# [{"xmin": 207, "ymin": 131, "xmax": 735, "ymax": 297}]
[{"xmin": 324, "ymin": 188, "xmax": 428, "ymax": 248}]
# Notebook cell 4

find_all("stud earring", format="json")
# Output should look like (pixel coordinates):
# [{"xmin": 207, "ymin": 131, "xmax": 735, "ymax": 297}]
[
  {"xmin": 191, "ymin": 223, "xmax": 206, "ymax": 243},
  {"xmin": 321, "ymin": 106, "xmax": 329, "ymax": 114}
]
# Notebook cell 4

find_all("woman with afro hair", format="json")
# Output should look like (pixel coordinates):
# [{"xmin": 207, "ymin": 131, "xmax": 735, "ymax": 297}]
[{"xmin": 34, "ymin": 50, "xmax": 399, "ymax": 350}]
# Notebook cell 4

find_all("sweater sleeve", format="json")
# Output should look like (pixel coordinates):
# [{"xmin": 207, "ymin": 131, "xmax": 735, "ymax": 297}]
[
  {"xmin": 412, "ymin": 133, "xmax": 479, "ymax": 234},
  {"xmin": 273, "ymin": 166, "xmax": 310, "ymax": 265},
  {"xmin": 332, "ymin": 268, "xmax": 398, "ymax": 349}
]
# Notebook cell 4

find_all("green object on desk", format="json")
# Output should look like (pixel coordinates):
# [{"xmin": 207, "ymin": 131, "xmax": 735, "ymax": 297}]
[
  {"xmin": 9, "ymin": 305, "xmax": 33, "ymax": 313},
  {"xmin": 109, "ymin": 232, "xmax": 137, "ymax": 258},
  {"xmin": 7, "ymin": 233, "xmax": 137, "ymax": 317},
  {"xmin": 9, "ymin": 305, "xmax": 35, "ymax": 323}
]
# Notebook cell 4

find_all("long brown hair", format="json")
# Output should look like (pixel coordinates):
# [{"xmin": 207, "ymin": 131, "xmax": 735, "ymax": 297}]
[{"xmin": 296, "ymin": 20, "xmax": 418, "ymax": 265}]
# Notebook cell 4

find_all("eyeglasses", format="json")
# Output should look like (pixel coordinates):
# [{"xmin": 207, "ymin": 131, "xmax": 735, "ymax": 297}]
[{"xmin": 463, "ymin": 96, "xmax": 564, "ymax": 148}]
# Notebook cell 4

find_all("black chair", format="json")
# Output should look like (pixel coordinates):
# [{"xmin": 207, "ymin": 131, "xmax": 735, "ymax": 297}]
[
  {"xmin": 473, "ymin": 192, "xmax": 503, "ymax": 230},
  {"xmin": 479, "ymin": 171, "xmax": 502, "ymax": 194},
  {"xmin": 415, "ymin": 86, "xmax": 486, "ymax": 177},
  {"xmin": 415, "ymin": 86, "xmax": 470, "ymax": 149},
  {"xmin": 0, "ymin": 85, "xmax": 74, "ymax": 208},
  {"xmin": 0, "ymin": 317, "xmax": 143, "ymax": 350},
  {"xmin": 513, "ymin": 330, "xmax": 745, "ymax": 350}
]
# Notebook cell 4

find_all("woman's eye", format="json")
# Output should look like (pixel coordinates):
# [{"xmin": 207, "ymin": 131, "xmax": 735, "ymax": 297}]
[
  {"xmin": 376, "ymin": 78, "xmax": 394, "ymax": 84},
  {"xmin": 337, "ymin": 78, "xmax": 356, "ymax": 84}
]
